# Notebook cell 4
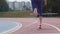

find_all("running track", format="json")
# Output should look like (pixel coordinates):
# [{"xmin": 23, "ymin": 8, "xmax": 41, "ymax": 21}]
[{"xmin": 0, "ymin": 18, "xmax": 60, "ymax": 34}]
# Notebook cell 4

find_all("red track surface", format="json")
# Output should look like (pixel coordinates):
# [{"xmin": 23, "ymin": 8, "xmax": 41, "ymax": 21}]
[{"xmin": 0, "ymin": 18, "xmax": 60, "ymax": 34}]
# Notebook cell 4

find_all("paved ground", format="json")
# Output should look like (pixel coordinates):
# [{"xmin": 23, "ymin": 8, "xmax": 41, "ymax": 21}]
[{"xmin": 0, "ymin": 18, "xmax": 60, "ymax": 34}]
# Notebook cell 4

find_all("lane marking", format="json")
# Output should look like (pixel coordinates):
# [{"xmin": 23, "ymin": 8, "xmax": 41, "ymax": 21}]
[
  {"xmin": 43, "ymin": 23, "xmax": 60, "ymax": 32},
  {"xmin": 24, "ymin": 20, "xmax": 60, "ymax": 32},
  {"xmin": 24, "ymin": 21, "xmax": 37, "ymax": 28}
]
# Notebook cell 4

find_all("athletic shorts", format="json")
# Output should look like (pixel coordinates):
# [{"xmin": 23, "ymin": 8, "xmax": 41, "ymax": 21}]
[{"xmin": 31, "ymin": 0, "xmax": 43, "ymax": 16}]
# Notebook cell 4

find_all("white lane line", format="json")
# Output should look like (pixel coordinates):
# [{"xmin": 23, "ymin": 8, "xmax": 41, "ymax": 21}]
[
  {"xmin": 43, "ymin": 23, "xmax": 60, "ymax": 32},
  {"xmin": 0, "ymin": 22, "xmax": 22, "ymax": 34},
  {"xmin": 24, "ymin": 20, "xmax": 60, "ymax": 32},
  {"xmin": 24, "ymin": 21, "xmax": 37, "ymax": 28}
]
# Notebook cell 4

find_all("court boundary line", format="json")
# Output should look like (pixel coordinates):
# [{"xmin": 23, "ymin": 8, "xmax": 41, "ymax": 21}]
[
  {"xmin": 0, "ymin": 22, "xmax": 22, "ymax": 34},
  {"xmin": 24, "ymin": 20, "xmax": 60, "ymax": 32},
  {"xmin": 43, "ymin": 23, "xmax": 60, "ymax": 32}
]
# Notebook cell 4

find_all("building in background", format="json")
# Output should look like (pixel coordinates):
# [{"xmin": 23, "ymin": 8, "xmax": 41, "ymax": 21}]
[{"xmin": 8, "ymin": 1, "xmax": 32, "ymax": 11}]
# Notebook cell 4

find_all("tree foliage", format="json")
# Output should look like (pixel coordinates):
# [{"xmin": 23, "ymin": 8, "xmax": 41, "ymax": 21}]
[
  {"xmin": 47, "ymin": 0, "xmax": 60, "ymax": 14},
  {"xmin": 0, "ymin": 0, "xmax": 9, "ymax": 12}
]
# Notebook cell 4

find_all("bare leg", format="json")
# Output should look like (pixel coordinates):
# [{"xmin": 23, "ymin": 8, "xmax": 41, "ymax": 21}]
[
  {"xmin": 39, "ymin": 16, "xmax": 42, "ymax": 29},
  {"xmin": 33, "ymin": 8, "xmax": 38, "ymax": 16}
]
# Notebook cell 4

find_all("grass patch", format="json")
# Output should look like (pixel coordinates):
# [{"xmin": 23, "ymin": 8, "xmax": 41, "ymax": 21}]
[
  {"xmin": 0, "ymin": 10, "xmax": 60, "ymax": 18},
  {"xmin": 0, "ymin": 11, "xmax": 34, "ymax": 18}
]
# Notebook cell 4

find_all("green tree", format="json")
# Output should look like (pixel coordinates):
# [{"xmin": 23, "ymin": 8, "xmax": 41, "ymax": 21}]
[
  {"xmin": 48, "ymin": 0, "xmax": 60, "ymax": 15},
  {"xmin": 0, "ymin": 0, "xmax": 9, "ymax": 12}
]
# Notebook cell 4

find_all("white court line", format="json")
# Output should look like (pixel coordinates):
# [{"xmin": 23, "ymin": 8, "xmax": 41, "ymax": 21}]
[
  {"xmin": 0, "ymin": 22, "xmax": 22, "ymax": 34},
  {"xmin": 43, "ymin": 23, "xmax": 60, "ymax": 32},
  {"xmin": 24, "ymin": 21, "xmax": 37, "ymax": 28},
  {"xmin": 24, "ymin": 20, "xmax": 60, "ymax": 32}
]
